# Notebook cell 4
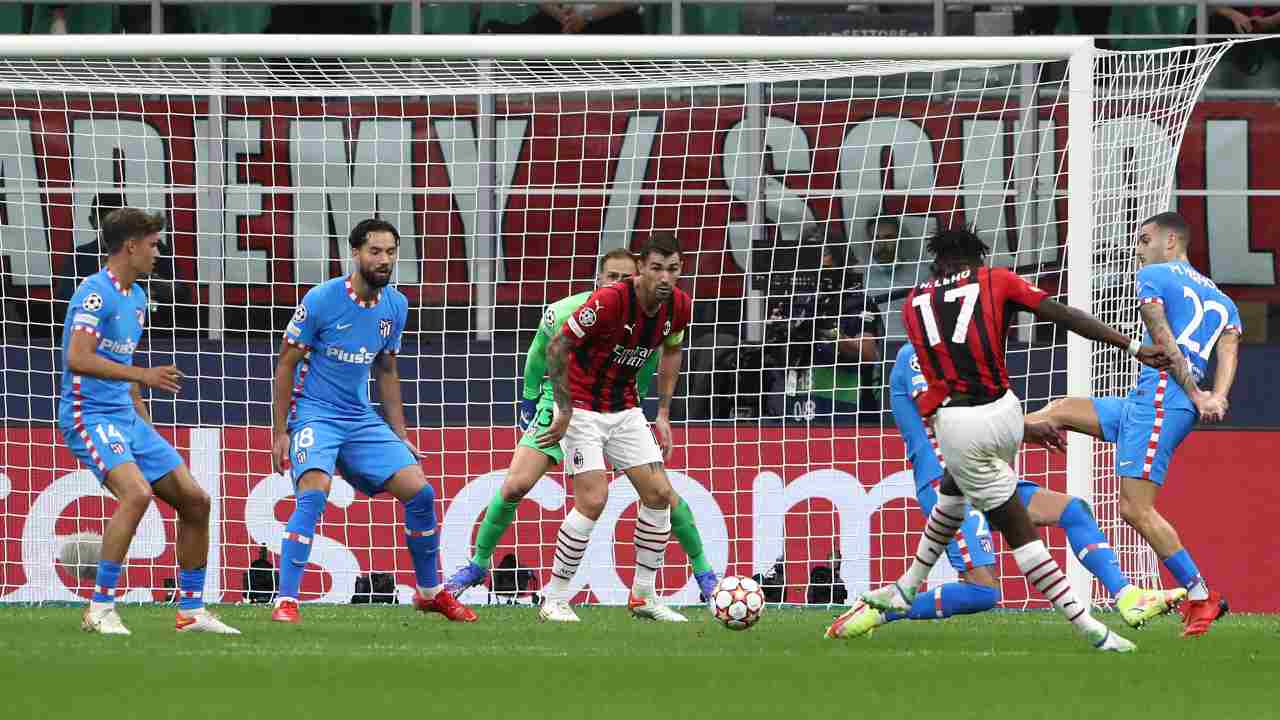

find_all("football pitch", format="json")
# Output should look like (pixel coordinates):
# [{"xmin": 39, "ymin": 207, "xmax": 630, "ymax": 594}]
[{"xmin": 2, "ymin": 605, "xmax": 1276, "ymax": 719}]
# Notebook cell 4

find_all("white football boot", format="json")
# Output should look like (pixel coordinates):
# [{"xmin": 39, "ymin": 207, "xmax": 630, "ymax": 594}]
[
  {"xmin": 1086, "ymin": 625, "xmax": 1136, "ymax": 653},
  {"xmin": 82, "ymin": 604, "xmax": 131, "ymax": 636},
  {"xmin": 176, "ymin": 608, "xmax": 242, "ymax": 635},
  {"xmin": 539, "ymin": 597, "xmax": 581, "ymax": 623},
  {"xmin": 628, "ymin": 592, "xmax": 688, "ymax": 622}
]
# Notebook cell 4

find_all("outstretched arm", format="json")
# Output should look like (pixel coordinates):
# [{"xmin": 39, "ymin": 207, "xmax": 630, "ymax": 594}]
[{"xmin": 1034, "ymin": 298, "xmax": 1171, "ymax": 370}]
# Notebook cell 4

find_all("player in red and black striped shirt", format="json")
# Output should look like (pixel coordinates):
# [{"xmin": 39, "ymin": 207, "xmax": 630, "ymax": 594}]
[
  {"xmin": 535, "ymin": 232, "xmax": 693, "ymax": 623},
  {"xmin": 864, "ymin": 227, "xmax": 1173, "ymax": 652}
]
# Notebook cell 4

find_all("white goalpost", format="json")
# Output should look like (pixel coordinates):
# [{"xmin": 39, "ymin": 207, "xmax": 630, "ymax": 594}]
[{"xmin": 0, "ymin": 34, "xmax": 1228, "ymax": 608}]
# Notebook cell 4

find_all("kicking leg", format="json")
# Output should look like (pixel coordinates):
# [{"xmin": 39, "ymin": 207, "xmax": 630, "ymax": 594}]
[
  {"xmin": 1025, "ymin": 397, "xmax": 1107, "ymax": 439},
  {"xmin": 385, "ymin": 466, "xmax": 477, "ymax": 622},
  {"xmin": 446, "ymin": 445, "xmax": 554, "ymax": 594}
]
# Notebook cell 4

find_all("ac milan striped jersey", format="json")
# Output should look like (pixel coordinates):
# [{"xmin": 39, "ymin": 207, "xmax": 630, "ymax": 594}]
[
  {"xmin": 560, "ymin": 277, "xmax": 692, "ymax": 412},
  {"xmin": 59, "ymin": 268, "xmax": 149, "ymax": 416},
  {"xmin": 904, "ymin": 266, "xmax": 1046, "ymax": 416}
]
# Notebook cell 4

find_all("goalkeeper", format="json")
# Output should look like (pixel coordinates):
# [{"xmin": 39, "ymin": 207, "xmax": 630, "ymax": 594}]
[{"xmin": 445, "ymin": 249, "xmax": 719, "ymax": 600}]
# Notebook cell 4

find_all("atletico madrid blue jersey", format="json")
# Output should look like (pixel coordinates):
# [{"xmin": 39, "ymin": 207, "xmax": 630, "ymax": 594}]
[
  {"xmin": 58, "ymin": 268, "xmax": 149, "ymax": 416},
  {"xmin": 1132, "ymin": 261, "xmax": 1241, "ymax": 413},
  {"xmin": 889, "ymin": 344, "xmax": 944, "ymax": 490},
  {"xmin": 284, "ymin": 276, "xmax": 408, "ymax": 420}
]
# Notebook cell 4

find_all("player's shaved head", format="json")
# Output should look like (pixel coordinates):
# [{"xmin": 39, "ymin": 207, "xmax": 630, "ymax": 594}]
[
  {"xmin": 1137, "ymin": 212, "xmax": 1190, "ymax": 266},
  {"xmin": 1140, "ymin": 211, "xmax": 1190, "ymax": 248}
]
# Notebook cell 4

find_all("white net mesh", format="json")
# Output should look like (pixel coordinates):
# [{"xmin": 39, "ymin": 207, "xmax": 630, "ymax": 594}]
[{"xmin": 0, "ymin": 41, "xmax": 1226, "ymax": 607}]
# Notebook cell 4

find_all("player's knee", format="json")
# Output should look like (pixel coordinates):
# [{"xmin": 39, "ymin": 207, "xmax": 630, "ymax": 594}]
[
  {"xmin": 1063, "ymin": 496, "xmax": 1094, "ymax": 524},
  {"xmin": 182, "ymin": 488, "xmax": 212, "ymax": 524},
  {"xmin": 117, "ymin": 483, "xmax": 154, "ymax": 514},
  {"xmin": 964, "ymin": 566, "xmax": 1001, "ymax": 594},
  {"xmin": 573, "ymin": 487, "xmax": 607, "ymax": 519}
]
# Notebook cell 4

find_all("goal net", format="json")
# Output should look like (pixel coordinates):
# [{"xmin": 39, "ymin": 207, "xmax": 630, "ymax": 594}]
[{"xmin": 0, "ymin": 36, "xmax": 1227, "ymax": 608}]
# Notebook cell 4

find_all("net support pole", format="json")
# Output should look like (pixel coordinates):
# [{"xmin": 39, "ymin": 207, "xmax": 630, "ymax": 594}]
[
  {"xmin": 743, "ymin": 81, "xmax": 766, "ymax": 344},
  {"xmin": 474, "ymin": 65, "xmax": 497, "ymax": 342},
  {"xmin": 1065, "ymin": 41, "xmax": 1097, "ymax": 604},
  {"xmin": 197, "ymin": 58, "xmax": 227, "ymax": 340}
]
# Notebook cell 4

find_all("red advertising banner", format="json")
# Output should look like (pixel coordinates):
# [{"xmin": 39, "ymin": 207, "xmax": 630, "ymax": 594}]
[
  {"xmin": 6, "ymin": 98, "xmax": 1277, "ymax": 309},
  {"xmin": 6, "ymin": 424, "xmax": 1267, "ymax": 611}
]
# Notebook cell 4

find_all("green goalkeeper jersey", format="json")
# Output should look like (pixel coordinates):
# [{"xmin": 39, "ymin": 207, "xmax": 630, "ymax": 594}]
[{"xmin": 521, "ymin": 290, "xmax": 668, "ymax": 403}]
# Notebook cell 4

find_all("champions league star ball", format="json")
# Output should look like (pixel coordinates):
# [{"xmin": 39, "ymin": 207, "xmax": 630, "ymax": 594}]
[{"xmin": 710, "ymin": 575, "xmax": 765, "ymax": 631}]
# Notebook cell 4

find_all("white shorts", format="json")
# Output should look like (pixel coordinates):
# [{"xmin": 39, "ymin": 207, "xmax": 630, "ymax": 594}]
[
  {"xmin": 931, "ymin": 390, "xmax": 1024, "ymax": 512},
  {"xmin": 560, "ymin": 406, "xmax": 663, "ymax": 475}
]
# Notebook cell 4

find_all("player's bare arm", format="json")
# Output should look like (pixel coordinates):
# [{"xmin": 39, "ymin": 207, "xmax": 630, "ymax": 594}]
[
  {"xmin": 129, "ymin": 383, "xmax": 153, "ymax": 425},
  {"xmin": 374, "ymin": 350, "xmax": 421, "ymax": 459},
  {"xmin": 271, "ymin": 339, "xmax": 307, "ymax": 473},
  {"xmin": 66, "ymin": 329, "xmax": 182, "ymax": 393},
  {"xmin": 653, "ymin": 341, "xmax": 682, "ymax": 460},
  {"xmin": 1202, "ymin": 328, "xmax": 1240, "ymax": 423},
  {"xmin": 1034, "ymin": 298, "xmax": 1173, "ymax": 370},
  {"xmin": 1137, "ymin": 301, "xmax": 1205, "ymax": 404},
  {"xmin": 538, "ymin": 332, "xmax": 575, "ymax": 448}
]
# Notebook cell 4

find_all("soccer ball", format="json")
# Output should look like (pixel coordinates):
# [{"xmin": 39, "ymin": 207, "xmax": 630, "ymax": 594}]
[
  {"xmin": 58, "ymin": 532, "xmax": 103, "ymax": 581},
  {"xmin": 710, "ymin": 575, "xmax": 765, "ymax": 630}
]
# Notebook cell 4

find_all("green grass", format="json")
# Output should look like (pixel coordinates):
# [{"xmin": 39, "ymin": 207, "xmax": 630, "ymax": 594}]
[{"xmin": 2, "ymin": 605, "xmax": 1277, "ymax": 719}]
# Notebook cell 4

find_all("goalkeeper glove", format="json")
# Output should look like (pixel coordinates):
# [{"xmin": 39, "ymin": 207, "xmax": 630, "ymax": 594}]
[{"xmin": 517, "ymin": 398, "xmax": 539, "ymax": 432}]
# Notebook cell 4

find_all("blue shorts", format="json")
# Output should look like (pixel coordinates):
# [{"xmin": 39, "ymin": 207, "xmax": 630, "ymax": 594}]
[
  {"xmin": 58, "ymin": 410, "xmax": 183, "ymax": 485},
  {"xmin": 1091, "ymin": 397, "xmax": 1196, "ymax": 486},
  {"xmin": 288, "ymin": 414, "xmax": 417, "ymax": 497},
  {"xmin": 916, "ymin": 478, "xmax": 1043, "ymax": 574}
]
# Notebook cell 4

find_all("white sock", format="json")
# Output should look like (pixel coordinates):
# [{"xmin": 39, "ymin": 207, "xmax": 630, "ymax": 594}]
[
  {"xmin": 1186, "ymin": 578, "xmax": 1210, "ymax": 601},
  {"xmin": 1013, "ymin": 540, "xmax": 1103, "ymax": 635},
  {"xmin": 632, "ymin": 504, "xmax": 672, "ymax": 598},
  {"xmin": 545, "ymin": 508, "xmax": 595, "ymax": 600},
  {"xmin": 274, "ymin": 596, "xmax": 297, "ymax": 607},
  {"xmin": 417, "ymin": 584, "xmax": 442, "ymax": 600},
  {"xmin": 899, "ymin": 492, "xmax": 966, "ymax": 590},
  {"xmin": 89, "ymin": 599, "xmax": 114, "ymax": 614}
]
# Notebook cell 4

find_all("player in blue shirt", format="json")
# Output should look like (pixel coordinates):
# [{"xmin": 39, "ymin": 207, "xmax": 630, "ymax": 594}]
[
  {"xmin": 59, "ymin": 207, "xmax": 239, "ymax": 636},
  {"xmin": 826, "ymin": 344, "xmax": 1184, "ymax": 639},
  {"xmin": 1027, "ymin": 212, "xmax": 1240, "ymax": 637},
  {"xmin": 268, "ymin": 219, "xmax": 476, "ymax": 624}
]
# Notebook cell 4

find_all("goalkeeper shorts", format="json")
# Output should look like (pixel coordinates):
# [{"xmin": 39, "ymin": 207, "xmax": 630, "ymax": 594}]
[{"xmin": 517, "ymin": 394, "xmax": 565, "ymax": 466}]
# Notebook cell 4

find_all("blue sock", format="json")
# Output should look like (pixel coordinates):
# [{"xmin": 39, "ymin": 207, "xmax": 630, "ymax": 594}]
[
  {"xmin": 92, "ymin": 560, "xmax": 122, "ymax": 604},
  {"xmin": 278, "ymin": 489, "xmax": 327, "ymax": 601},
  {"xmin": 1060, "ymin": 498, "xmax": 1130, "ymax": 597},
  {"xmin": 403, "ymin": 485, "xmax": 441, "ymax": 590},
  {"xmin": 1164, "ymin": 549, "xmax": 1208, "ymax": 598},
  {"xmin": 178, "ymin": 566, "xmax": 206, "ymax": 611},
  {"xmin": 884, "ymin": 582, "xmax": 1000, "ymax": 622}
]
